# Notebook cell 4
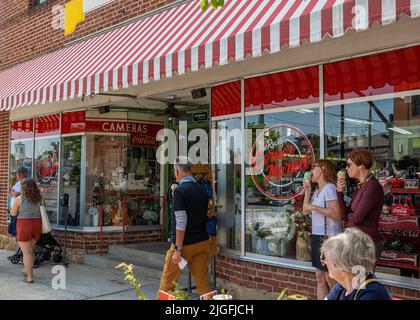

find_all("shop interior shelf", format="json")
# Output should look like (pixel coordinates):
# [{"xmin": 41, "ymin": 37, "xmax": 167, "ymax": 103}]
[
  {"xmin": 378, "ymin": 260, "xmax": 420, "ymax": 273},
  {"xmin": 391, "ymin": 188, "xmax": 420, "ymax": 194},
  {"xmin": 379, "ymin": 214, "xmax": 420, "ymax": 230}
]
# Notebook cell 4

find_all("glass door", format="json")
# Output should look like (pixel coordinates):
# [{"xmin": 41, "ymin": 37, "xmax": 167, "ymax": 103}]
[{"xmin": 59, "ymin": 135, "xmax": 83, "ymax": 227}]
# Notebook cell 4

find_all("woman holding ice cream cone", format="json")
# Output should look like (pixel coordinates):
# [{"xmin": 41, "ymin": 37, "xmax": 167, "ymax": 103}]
[
  {"xmin": 336, "ymin": 149, "xmax": 384, "ymax": 262},
  {"xmin": 303, "ymin": 159, "xmax": 343, "ymax": 300}
]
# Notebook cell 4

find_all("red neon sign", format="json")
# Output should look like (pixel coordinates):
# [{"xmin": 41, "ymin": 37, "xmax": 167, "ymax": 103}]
[{"xmin": 250, "ymin": 125, "xmax": 315, "ymax": 201}]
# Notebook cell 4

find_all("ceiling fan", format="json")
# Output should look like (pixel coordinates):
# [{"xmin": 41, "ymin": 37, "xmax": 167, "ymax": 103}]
[{"xmin": 146, "ymin": 96, "xmax": 201, "ymax": 118}]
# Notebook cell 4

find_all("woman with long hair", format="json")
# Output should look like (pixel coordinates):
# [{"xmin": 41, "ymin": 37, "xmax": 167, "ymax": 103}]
[
  {"xmin": 303, "ymin": 159, "xmax": 343, "ymax": 300},
  {"xmin": 10, "ymin": 178, "xmax": 42, "ymax": 283}
]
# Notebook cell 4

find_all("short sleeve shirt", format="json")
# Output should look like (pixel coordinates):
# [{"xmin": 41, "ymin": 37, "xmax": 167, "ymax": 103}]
[
  {"xmin": 311, "ymin": 183, "xmax": 342, "ymax": 236},
  {"xmin": 10, "ymin": 181, "xmax": 21, "ymax": 209}
]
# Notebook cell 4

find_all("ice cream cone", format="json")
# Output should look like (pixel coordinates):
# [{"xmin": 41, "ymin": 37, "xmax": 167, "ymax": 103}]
[{"xmin": 337, "ymin": 169, "xmax": 347, "ymax": 180}]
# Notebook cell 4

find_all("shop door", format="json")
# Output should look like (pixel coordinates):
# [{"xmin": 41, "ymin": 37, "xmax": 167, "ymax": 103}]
[{"xmin": 163, "ymin": 107, "xmax": 210, "ymax": 241}]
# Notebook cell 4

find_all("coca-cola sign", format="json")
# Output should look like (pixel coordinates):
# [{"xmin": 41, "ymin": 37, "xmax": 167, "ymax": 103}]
[
  {"xmin": 249, "ymin": 125, "xmax": 315, "ymax": 200},
  {"xmin": 130, "ymin": 133, "xmax": 161, "ymax": 147},
  {"xmin": 380, "ymin": 250, "xmax": 418, "ymax": 266}
]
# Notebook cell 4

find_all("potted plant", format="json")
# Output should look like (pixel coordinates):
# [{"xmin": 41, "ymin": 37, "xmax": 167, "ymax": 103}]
[{"xmin": 291, "ymin": 210, "xmax": 312, "ymax": 261}]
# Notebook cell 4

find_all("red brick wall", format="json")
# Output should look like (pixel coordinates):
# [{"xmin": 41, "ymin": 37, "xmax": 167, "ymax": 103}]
[
  {"xmin": 0, "ymin": 0, "xmax": 180, "ymax": 71},
  {"xmin": 217, "ymin": 254, "xmax": 420, "ymax": 300},
  {"xmin": 0, "ymin": 112, "xmax": 10, "ymax": 235},
  {"xmin": 51, "ymin": 229, "xmax": 162, "ymax": 254}
]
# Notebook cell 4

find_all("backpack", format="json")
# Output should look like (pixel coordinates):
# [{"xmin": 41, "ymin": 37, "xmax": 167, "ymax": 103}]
[{"xmin": 197, "ymin": 178, "xmax": 213, "ymax": 199}]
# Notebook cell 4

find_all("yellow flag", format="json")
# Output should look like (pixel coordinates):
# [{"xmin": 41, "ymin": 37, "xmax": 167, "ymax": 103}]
[{"xmin": 64, "ymin": 0, "xmax": 85, "ymax": 36}]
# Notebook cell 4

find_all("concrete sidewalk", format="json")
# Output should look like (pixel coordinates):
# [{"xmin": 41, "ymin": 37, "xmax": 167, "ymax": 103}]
[{"xmin": 0, "ymin": 250, "xmax": 161, "ymax": 300}]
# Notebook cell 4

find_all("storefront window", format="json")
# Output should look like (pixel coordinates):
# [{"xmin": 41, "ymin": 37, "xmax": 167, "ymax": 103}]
[
  {"xmin": 245, "ymin": 110, "xmax": 320, "ymax": 259},
  {"xmin": 85, "ymin": 134, "xmax": 161, "ymax": 227},
  {"xmin": 10, "ymin": 140, "xmax": 34, "ymax": 179},
  {"xmin": 212, "ymin": 118, "xmax": 242, "ymax": 251},
  {"xmin": 126, "ymin": 146, "xmax": 161, "ymax": 226},
  {"xmin": 59, "ymin": 136, "xmax": 83, "ymax": 227},
  {"xmin": 326, "ymin": 95, "xmax": 420, "ymax": 278},
  {"xmin": 35, "ymin": 137, "xmax": 59, "ymax": 225},
  {"xmin": 85, "ymin": 135, "xmax": 127, "ymax": 227},
  {"xmin": 9, "ymin": 120, "xmax": 34, "ymax": 209}
]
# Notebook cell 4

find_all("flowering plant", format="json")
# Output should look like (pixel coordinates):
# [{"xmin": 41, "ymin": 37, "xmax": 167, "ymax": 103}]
[{"xmin": 290, "ymin": 210, "xmax": 311, "ymax": 237}]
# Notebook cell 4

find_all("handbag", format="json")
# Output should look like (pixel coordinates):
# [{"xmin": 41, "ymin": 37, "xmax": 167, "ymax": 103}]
[
  {"xmin": 7, "ymin": 213, "xmax": 17, "ymax": 236},
  {"xmin": 40, "ymin": 202, "xmax": 51, "ymax": 234}
]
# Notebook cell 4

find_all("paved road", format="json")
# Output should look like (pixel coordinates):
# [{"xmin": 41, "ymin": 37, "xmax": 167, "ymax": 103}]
[{"xmin": 0, "ymin": 250, "xmax": 160, "ymax": 300}]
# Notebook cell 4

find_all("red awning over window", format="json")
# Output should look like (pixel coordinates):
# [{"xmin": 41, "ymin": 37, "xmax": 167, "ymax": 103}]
[
  {"xmin": 324, "ymin": 45, "xmax": 420, "ymax": 101},
  {"xmin": 245, "ymin": 66, "xmax": 319, "ymax": 111},
  {"xmin": 1, "ymin": 0, "xmax": 419, "ymax": 111},
  {"xmin": 211, "ymin": 81, "xmax": 241, "ymax": 117}
]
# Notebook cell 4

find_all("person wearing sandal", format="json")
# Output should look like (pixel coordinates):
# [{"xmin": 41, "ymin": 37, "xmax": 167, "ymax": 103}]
[{"xmin": 10, "ymin": 178, "xmax": 42, "ymax": 284}]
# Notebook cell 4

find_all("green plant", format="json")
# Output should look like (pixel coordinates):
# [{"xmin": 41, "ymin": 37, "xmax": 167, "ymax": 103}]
[
  {"xmin": 291, "ymin": 210, "xmax": 311, "ymax": 237},
  {"xmin": 200, "ymin": 0, "xmax": 224, "ymax": 11},
  {"xmin": 171, "ymin": 283, "xmax": 190, "ymax": 300},
  {"xmin": 116, "ymin": 263, "xmax": 190, "ymax": 300},
  {"xmin": 277, "ymin": 288, "xmax": 308, "ymax": 300},
  {"xmin": 255, "ymin": 227, "xmax": 273, "ymax": 239},
  {"xmin": 116, "ymin": 263, "xmax": 147, "ymax": 300}
]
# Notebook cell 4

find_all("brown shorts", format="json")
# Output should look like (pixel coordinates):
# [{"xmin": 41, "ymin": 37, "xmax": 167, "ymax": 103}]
[{"xmin": 17, "ymin": 218, "xmax": 42, "ymax": 242}]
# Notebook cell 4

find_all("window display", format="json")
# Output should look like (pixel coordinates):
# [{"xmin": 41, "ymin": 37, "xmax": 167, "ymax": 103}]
[
  {"xmin": 35, "ymin": 137, "xmax": 59, "ymax": 225},
  {"xmin": 85, "ymin": 134, "xmax": 162, "ymax": 227},
  {"xmin": 9, "ymin": 111, "xmax": 164, "ymax": 230},
  {"xmin": 326, "ymin": 95, "xmax": 420, "ymax": 278},
  {"xmin": 245, "ymin": 110, "xmax": 320, "ymax": 260}
]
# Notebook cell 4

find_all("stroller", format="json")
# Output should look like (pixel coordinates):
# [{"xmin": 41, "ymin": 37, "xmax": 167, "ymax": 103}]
[{"xmin": 7, "ymin": 232, "xmax": 63, "ymax": 268}]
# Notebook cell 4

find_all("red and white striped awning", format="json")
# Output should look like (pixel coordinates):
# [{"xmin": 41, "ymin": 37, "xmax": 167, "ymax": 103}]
[{"xmin": 1, "ymin": 0, "xmax": 420, "ymax": 111}]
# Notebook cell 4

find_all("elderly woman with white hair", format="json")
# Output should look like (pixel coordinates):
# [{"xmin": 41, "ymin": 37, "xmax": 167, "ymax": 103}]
[{"xmin": 321, "ymin": 228, "xmax": 392, "ymax": 300}]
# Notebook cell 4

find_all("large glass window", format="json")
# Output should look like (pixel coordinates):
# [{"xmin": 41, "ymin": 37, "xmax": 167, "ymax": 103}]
[
  {"xmin": 245, "ymin": 110, "xmax": 320, "ymax": 259},
  {"xmin": 326, "ymin": 95, "xmax": 420, "ymax": 278},
  {"xmin": 212, "ymin": 118, "xmax": 242, "ymax": 251},
  {"xmin": 85, "ymin": 134, "xmax": 161, "ymax": 227},
  {"xmin": 35, "ymin": 137, "xmax": 60, "ymax": 225},
  {"xmin": 85, "ymin": 135, "xmax": 127, "ymax": 227}
]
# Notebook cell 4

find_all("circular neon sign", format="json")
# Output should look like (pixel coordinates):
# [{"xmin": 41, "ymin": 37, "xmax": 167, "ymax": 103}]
[{"xmin": 250, "ymin": 125, "xmax": 315, "ymax": 201}]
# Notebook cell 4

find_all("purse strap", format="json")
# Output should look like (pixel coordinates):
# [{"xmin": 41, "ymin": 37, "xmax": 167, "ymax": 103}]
[
  {"xmin": 354, "ymin": 278, "xmax": 381, "ymax": 300},
  {"xmin": 324, "ymin": 198, "xmax": 327, "ymax": 238}
]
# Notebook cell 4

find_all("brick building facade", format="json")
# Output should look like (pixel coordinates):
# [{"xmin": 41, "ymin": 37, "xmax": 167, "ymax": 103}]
[
  {"xmin": 1, "ymin": 0, "xmax": 420, "ymax": 301},
  {"xmin": 0, "ymin": 0, "xmax": 178, "ymax": 257}
]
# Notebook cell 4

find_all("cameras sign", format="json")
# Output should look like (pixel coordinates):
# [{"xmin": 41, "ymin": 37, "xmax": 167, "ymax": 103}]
[{"xmin": 249, "ymin": 125, "xmax": 315, "ymax": 200}]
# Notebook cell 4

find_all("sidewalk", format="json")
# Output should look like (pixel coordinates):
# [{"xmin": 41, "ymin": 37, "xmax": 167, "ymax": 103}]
[{"xmin": 0, "ymin": 250, "xmax": 160, "ymax": 300}]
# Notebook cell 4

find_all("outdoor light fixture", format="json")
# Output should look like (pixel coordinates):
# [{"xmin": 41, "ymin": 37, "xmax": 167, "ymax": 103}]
[
  {"xmin": 99, "ymin": 105, "xmax": 110, "ymax": 114},
  {"xmin": 191, "ymin": 88, "xmax": 207, "ymax": 99},
  {"xmin": 343, "ymin": 117, "xmax": 373, "ymax": 125},
  {"xmin": 388, "ymin": 126, "xmax": 413, "ymax": 135}
]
